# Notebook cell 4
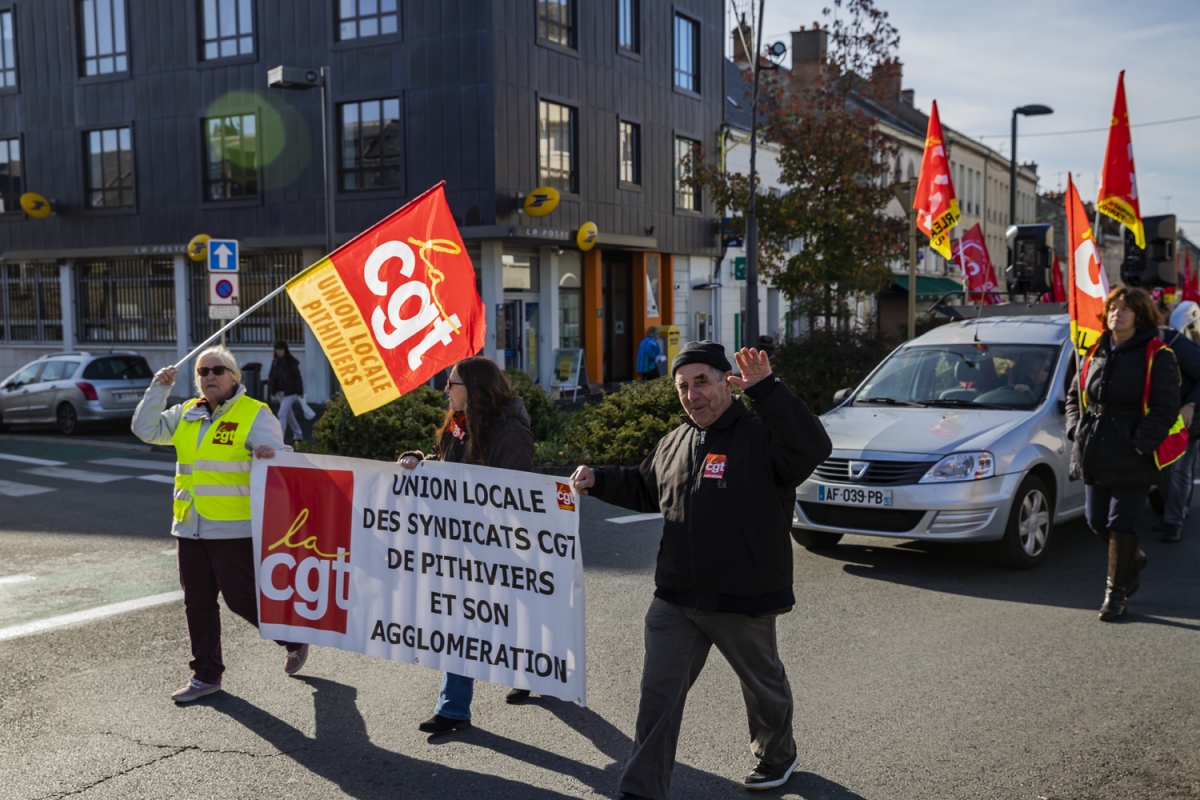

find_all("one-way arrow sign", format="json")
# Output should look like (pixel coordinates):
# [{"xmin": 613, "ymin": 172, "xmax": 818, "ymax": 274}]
[{"xmin": 207, "ymin": 239, "xmax": 239, "ymax": 272}]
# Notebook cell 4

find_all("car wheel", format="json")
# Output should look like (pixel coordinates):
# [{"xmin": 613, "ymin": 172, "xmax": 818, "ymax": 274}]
[
  {"xmin": 791, "ymin": 527, "xmax": 844, "ymax": 550},
  {"xmin": 993, "ymin": 475, "xmax": 1052, "ymax": 569},
  {"xmin": 57, "ymin": 402, "xmax": 79, "ymax": 436}
]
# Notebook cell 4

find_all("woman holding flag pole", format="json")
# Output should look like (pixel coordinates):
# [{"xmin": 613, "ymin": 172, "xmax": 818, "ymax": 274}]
[{"xmin": 397, "ymin": 356, "xmax": 536, "ymax": 734}]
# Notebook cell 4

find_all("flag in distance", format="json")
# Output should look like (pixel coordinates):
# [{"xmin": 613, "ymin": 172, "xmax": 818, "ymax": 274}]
[
  {"xmin": 913, "ymin": 100, "xmax": 961, "ymax": 260},
  {"xmin": 1066, "ymin": 173, "xmax": 1110, "ymax": 353},
  {"xmin": 286, "ymin": 182, "xmax": 486, "ymax": 415},
  {"xmin": 950, "ymin": 223, "xmax": 1000, "ymax": 304},
  {"xmin": 1051, "ymin": 252, "xmax": 1066, "ymax": 303},
  {"xmin": 1182, "ymin": 249, "xmax": 1200, "ymax": 304},
  {"xmin": 1097, "ymin": 70, "xmax": 1145, "ymax": 249}
]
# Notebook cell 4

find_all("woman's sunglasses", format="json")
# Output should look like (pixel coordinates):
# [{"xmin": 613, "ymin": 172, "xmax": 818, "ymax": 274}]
[
  {"xmin": 444, "ymin": 380, "xmax": 465, "ymax": 390},
  {"xmin": 196, "ymin": 366, "xmax": 230, "ymax": 377}
]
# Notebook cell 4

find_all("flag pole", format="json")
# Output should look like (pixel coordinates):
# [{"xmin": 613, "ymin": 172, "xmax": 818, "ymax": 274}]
[{"xmin": 173, "ymin": 281, "xmax": 295, "ymax": 370}]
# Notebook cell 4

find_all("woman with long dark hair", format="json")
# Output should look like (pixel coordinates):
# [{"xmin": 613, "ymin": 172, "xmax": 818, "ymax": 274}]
[
  {"xmin": 398, "ymin": 356, "xmax": 535, "ymax": 734},
  {"xmin": 1067, "ymin": 286, "xmax": 1185, "ymax": 621}
]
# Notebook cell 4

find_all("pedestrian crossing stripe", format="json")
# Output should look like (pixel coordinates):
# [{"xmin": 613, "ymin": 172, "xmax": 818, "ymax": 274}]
[
  {"xmin": 0, "ymin": 479, "xmax": 56, "ymax": 497},
  {"xmin": 89, "ymin": 458, "xmax": 175, "ymax": 472},
  {"xmin": 22, "ymin": 466, "xmax": 130, "ymax": 484},
  {"xmin": 0, "ymin": 453, "xmax": 66, "ymax": 467},
  {"xmin": 137, "ymin": 474, "xmax": 176, "ymax": 485}
]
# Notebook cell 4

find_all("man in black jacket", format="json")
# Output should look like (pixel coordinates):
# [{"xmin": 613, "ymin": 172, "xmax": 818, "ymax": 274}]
[{"xmin": 570, "ymin": 342, "xmax": 832, "ymax": 799}]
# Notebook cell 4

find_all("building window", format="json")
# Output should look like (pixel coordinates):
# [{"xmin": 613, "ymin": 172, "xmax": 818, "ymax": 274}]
[
  {"xmin": 337, "ymin": 0, "xmax": 399, "ymax": 41},
  {"xmin": 85, "ymin": 127, "xmax": 133, "ymax": 208},
  {"xmin": 204, "ymin": 114, "xmax": 258, "ymax": 201},
  {"xmin": 619, "ymin": 120, "xmax": 640, "ymax": 185},
  {"xmin": 674, "ymin": 13, "xmax": 698, "ymax": 92},
  {"xmin": 675, "ymin": 136, "xmax": 700, "ymax": 211},
  {"xmin": 539, "ymin": 100, "xmax": 577, "ymax": 194},
  {"xmin": 1, "ymin": 11, "xmax": 16, "ymax": 88},
  {"xmin": 79, "ymin": 0, "xmax": 128, "ymax": 76},
  {"xmin": 1, "ymin": 262, "xmax": 62, "ymax": 342},
  {"xmin": 558, "ymin": 263, "xmax": 581, "ymax": 349},
  {"xmin": 339, "ymin": 98, "xmax": 402, "ymax": 191},
  {"xmin": 201, "ymin": 0, "xmax": 253, "ymax": 60},
  {"xmin": 0, "ymin": 139, "xmax": 20, "ymax": 213},
  {"xmin": 618, "ymin": 0, "xmax": 638, "ymax": 52},
  {"xmin": 538, "ymin": 0, "xmax": 575, "ymax": 49}
]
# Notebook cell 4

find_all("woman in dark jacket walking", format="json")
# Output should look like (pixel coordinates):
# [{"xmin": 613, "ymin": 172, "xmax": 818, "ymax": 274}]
[
  {"xmin": 267, "ymin": 340, "xmax": 305, "ymax": 443},
  {"xmin": 1066, "ymin": 286, "xmax": 1184, "ymax": 621},
  {"xmin": 397, "ymin": 356, "xmax": 535, "ymax": 734}
]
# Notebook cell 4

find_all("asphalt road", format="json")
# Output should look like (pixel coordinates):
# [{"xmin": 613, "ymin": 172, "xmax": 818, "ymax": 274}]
[{"xmin": 2, "ymin": 438, "xmax": 1199, "ymax": 800}]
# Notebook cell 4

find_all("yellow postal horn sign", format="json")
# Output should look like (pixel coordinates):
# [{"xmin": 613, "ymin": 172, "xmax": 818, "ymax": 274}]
[
  {"xmin": 20, "ymin": 193, "xmax": 52, "ymax": 219},
  {"xmin": 188, "ymin": 234, "xmax": 212, "ymax": 262},
  {"xmin": 576, "ymin": 222, "xmax": 598, "ymax": 251},
  {"xmin": 523, "ymin": 186, "xmax": 560, "ymax": 217}
]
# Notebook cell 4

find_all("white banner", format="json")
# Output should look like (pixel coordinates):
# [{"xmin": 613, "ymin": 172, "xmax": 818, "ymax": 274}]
[{"xmin": 250, "ymin": 452, "xmax": 586, "ymax": 705}]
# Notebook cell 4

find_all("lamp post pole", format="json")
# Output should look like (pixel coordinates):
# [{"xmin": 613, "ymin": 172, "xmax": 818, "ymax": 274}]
[
  {"xmin": 743, "ymin": 0, "xmax": 766, "ymax": 352},
  {"xmin": 1009, "ymin": 109, "xmax": 1018, "ymax": 228},
  {"xmin": 319, "ymin": 67, "xmax": 335, "ymax": 258},
  {"xmin": 908, "ymin": 180, "xmax": 917, "ymax": 340}
]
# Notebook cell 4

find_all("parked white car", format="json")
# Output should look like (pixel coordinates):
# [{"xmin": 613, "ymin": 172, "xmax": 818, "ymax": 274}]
[
  {"xmin": 793, "ymin": 314, "xmax": 1085, "ymax": 568},
  {"xmin": 0, "ymin": 352, "xmax": 154, "ymax": 435}
]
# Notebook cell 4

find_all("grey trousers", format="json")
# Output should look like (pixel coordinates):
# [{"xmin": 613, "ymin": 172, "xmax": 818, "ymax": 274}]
[
  {"xmin": 618, "ymin": 598, "xmax": 797, "ymax": 800},
  {"xmin": 1163, "ymin": 437, "xmax": 1198, "ymax": 527}
]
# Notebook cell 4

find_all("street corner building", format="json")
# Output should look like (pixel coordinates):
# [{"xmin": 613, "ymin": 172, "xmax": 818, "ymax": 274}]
[{"xmin": 0, "ymin": 0, "xmax": 728, "ymax": 394}]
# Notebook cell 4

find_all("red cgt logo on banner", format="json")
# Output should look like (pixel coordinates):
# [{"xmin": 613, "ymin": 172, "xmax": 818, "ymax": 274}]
[
  {"xmin": 258, "ymin": 466, "xmax": 355, "ymax": 633},
  {"xmin": 286, "ymin": 182, "xmax": 486, "ymax": 415}
]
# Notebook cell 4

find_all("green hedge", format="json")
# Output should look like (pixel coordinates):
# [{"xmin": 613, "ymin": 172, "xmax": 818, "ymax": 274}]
[
  {"xmin": 563, "ymin": 377, "xmax": 684, "ymax": 465},
  {"xmin": 304, "ymin": 386, "xmax": 445, "ymax": 462}
]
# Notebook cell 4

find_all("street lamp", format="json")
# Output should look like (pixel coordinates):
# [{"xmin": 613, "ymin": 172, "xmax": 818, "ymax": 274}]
[
  {"xmin": 268, "ymin": 65, "xmax": 336, "ymax": 257},
  {"xmin": 1009, "ymin": 104, "xmax": 1053, "ymax": 228}
]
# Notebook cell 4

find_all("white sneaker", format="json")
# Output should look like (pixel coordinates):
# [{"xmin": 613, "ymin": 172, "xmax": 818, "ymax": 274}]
[{"xmin": 172, "ymin": 678, "xmax": 222, "ymax": 703}]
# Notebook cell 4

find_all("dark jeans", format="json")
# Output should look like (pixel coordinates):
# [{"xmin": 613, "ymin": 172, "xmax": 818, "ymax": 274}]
[
  {"xmin": 1163, "ymin": 438, "xmax": 1198, "ymax": 527},
  {"xmin": 618, "ymin": 598, "xmax": 796, "ymax": 800},
  {"xmin": 1084, "ymin": 484, "xmax": 1151, "ymax": 538},
  {"xmin": 177, "ymin": 537, "xmax": 299, "ymax": 684}
]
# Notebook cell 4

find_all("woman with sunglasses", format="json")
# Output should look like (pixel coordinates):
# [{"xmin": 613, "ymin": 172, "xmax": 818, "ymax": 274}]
[
  {"xmin": 133, "ymin": 345, "xmax": 309, "ymax": 702},
  {"xmin": 398, "ymin": 356, "xmax": 535, "ymax": 735}
]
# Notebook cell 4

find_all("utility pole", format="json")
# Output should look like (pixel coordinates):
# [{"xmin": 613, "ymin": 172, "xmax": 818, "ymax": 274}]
[
  {"xmin": 743, "ymin": 0, "xmax": 766, "ymax": 352},
  {"xmin": 890, "ymin": 179, "xmax": 918, "ymax": 341}
]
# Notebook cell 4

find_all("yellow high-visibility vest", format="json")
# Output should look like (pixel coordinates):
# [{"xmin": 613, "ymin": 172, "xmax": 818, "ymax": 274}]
[{"xmin": 171, "ymin": 394, "xmax": 267, "ymax": 522}]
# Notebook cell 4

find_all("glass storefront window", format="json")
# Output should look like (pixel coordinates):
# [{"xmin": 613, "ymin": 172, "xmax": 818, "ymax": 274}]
[
  {"xmin": 559, "ymin": 265, "xmax": 581, "ymax": 350},
  {"xmin": 503, "ymin": 253, "xmax": 540, "ymax": 291}
]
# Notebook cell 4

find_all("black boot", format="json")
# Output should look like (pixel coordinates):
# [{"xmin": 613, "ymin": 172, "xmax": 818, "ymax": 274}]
[
  {"xmin": 1099, "ymin": 532, "xmax": 1139, "ymax": 622},
  {"xmin": 1127, "ymin": 549, "xmax": 1148, "ymax": 598}
]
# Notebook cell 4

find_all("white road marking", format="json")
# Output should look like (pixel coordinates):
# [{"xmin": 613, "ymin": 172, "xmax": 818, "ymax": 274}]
[
  {"xmin": 0, "ymin": 479, "xmax": 56, "ymax": 497},
  {"xmin": 160, "ymin": 548, "xmax": 177, "ymax": 556},
  {"xmin": 606, "ymin": 513, "xmax": 664, "ymax": 524},
  {"xmin": 137, "ymin": 474, "xmax": 176, "ymax": 485},
  {"xmin": 0, "ymin": 453, "xmax": 66, "ymax": 467},
  {"xmin": 0, "ymin": 575, "xmax": 36, "ymax": 586},
  {"xmin": 0, "ymin": 590, "xmax": 184, "ymax": 642},
  {"xmin": 89, "ymin": 458, "xmax": 175, "ymax": 472},
  {"xmin": 22, "ymin": 466, "xmax": 130, "ymax": 484}
]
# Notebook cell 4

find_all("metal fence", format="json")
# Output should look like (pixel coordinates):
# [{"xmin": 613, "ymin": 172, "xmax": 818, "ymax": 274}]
[
  {"xmin": 189, "ymin": 251, "xmax": 304, "ymax": 345},
  {"xmin": 1, "ymin": 262, "xmax": 62, "ymax": 342},
  {"xmin": 76, "ymin": 257, "xmax": 176, "ymax": 343}
]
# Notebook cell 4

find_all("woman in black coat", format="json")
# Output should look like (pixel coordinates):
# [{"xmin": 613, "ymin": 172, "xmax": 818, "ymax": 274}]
[
  {"xmin": 397, "ymin": 356, "xmax": 535, "ymax": 734},
  {"xmin": 1066, "ymin": 286, "xmax": 1183, "ymax": 621}
]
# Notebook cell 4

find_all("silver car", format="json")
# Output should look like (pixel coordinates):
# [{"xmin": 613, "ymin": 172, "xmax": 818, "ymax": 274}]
[
  {"xmin": 793, "ymin": 314, "xmax": 1085, "ymax": 568},
  {"xmin": 0, "ymin": 352, "xmax": 154, "ymax": 435}
]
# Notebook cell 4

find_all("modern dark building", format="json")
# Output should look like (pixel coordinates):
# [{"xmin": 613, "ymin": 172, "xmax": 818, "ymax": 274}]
[{"xmin": 0, "ymin": 0, "xmax": 724, "ymax": 395}]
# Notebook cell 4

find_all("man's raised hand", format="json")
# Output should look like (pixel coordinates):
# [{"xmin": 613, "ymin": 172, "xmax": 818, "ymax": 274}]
[{"xmin": 728, "ymin": 348, "xmax": 771, "ymax": 390}]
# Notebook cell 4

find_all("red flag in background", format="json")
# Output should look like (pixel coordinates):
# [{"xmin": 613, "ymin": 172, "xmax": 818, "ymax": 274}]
[
  {"xmin": 1183, "ymin": 249, "xmax": 1200, "ymax": 304},
  {"xmin": 1097, "ymin": 71, "xmax": 1145, "ymax": 249},
  {"xmin": 1066, "ymin": 173, "xmax": 1110, "ymax": 353},
  {"xmin": 1051, "ymin": 253, "xmax": 1066, "ymax": 303},
  {"xmin": 914, "ymin": 100, "xmax": 961, "ymax": 260},
  {"xmin": 286, "ymin": 183, "xmax": 486, "ymax": 415},
  {"xmin": 951, "ymin": 223, "xmax": 1001, "ymax": 304}
]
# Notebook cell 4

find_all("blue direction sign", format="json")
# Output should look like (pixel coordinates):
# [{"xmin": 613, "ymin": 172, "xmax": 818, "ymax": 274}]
[{"xmin": 208, "ymin": 239, "xmax": 239, "ymax": 272}]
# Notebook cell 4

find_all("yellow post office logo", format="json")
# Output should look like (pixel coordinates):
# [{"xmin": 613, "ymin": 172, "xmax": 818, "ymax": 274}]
[
  {"xmin": 576, "ymin": 222, "xmax": 598, "ymax": 251},
  {"xmin": 20, "ymin": 193, "xmax": 52, "ymax": 219},
  {"xmin": 188, "ymin": 234, "xmax": 212, "ymax": 262},
  {"xmin": 523, "ymin": 186, "xmax": 560, "ymax": 217}
]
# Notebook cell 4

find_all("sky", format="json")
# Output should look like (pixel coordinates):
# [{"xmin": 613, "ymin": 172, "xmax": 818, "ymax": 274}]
[{"xmin": 744, "ymin": 0, "xmax": 1200, "ymax": 241}]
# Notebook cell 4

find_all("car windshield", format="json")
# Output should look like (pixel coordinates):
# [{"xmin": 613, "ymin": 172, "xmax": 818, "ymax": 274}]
[
  {"xmin": 81, "ymin": 356, "xmax": 153, "ymax": 380},
  {"xmin": 855, "ymin": 343, "xmax": 1060, "ymax": 411}
]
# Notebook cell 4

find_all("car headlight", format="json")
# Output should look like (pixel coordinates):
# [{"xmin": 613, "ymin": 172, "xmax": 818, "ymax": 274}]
[{"xmin": 919, "ymin": 452, "xmax": 994, "ymax": 483}]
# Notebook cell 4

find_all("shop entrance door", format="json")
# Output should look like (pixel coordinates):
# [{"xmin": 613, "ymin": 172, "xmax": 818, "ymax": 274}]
[
  {"xmin": 602, "ymin": 253, "xmax": 634, "ymax": 383},
  {"xmin": 503, "ymin": 297, "xmax": 541, "ymax": 381}
]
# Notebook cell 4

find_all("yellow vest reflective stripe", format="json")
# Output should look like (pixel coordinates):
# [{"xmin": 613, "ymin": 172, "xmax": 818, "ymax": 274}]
[{"xmin": 171, "ymin": 394, "xmax": 268, "ymax": 522}]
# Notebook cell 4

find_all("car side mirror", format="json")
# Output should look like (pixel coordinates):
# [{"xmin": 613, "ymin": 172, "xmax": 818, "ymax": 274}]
[{"xmin": 832, "ymin": 388, "xmax": 853, "ymax": 405}]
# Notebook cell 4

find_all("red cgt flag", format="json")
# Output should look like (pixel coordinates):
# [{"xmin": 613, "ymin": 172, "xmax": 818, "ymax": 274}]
[
  {"xmin": 1097, "ymin": 71, "xmax": 1145, "ymax": 249},
  {"xmin": 286, "ymin": 183, "xmax": 486, "ymax": 415},
  {"xmin": 1066, "ymin": 173, "xmax": 1110, "ymax": 353},
  {"xmin": 951, "ymin": 223, "xmax": 1000, "ymax": 304},
  {"xmin": 1051, "ymin": 252, "xmax": 1066, "ymax": 303},
  {"xmin": 914, "ymin": 100, "xmax": 961, "ymax": 261},
  {"xmin": 1182, "ymin": 249, "xmax": 1200, "ymax": 304}
]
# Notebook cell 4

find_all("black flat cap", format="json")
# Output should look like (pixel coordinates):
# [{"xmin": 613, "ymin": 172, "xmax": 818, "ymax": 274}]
[{"xmin": 670, "ymin": 340, "xmax": 732, "ymax": 377}]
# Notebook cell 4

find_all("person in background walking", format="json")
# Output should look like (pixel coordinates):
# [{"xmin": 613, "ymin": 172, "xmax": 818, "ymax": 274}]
[
  {"xmin": 397, "ymin": 356, "xmax": 535, "ymax": 735},
  {"xmin": 571, "ymin": 342, "xmax": 832, "ymax": 797},
  {"xmin": 636, "ymin": 327, "xmax": 662, "ymax": 381},
  {"xmin": 133, "ymin": 345, "xmax": 309, "ymax": 702},
  {"xmin": 1067, "ymin": 287, "xmax": 1185, "ymax": 622},
  {"xmin": 1155, "ymin": 314, "xmax": 1200, "ymax": 543},
  {"xmin": 268, "ymin": 340, "xmax": 304, "ymax": 443}
]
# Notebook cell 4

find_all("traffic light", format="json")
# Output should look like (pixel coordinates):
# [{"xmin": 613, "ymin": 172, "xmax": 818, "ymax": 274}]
[
  {"xmin": 1005, "ymin": 224, "xmax": 1054, "ymax": 295},
  {"xmin": 1120, "ymin": 214, "xmax": 1176, "ymax": 287}
]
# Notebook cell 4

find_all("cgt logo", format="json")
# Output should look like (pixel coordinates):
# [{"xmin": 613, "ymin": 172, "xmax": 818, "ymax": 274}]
[
  {"xmin": 258, "ymin": 466, "xmax": 355, "ymax": 633},
  {"xmin": 211, "ymin": 421, "xmax": 239, "ymax": 446},
  {"xmin": 702, "ymin": 454, "xmax": 727, "ymax": 480},
  {"xmin": 556, "ymin": 482, "xmax": 575, "ymax": 512}
]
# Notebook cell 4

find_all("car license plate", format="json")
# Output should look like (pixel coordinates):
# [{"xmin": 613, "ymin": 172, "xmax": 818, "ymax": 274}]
[
  {"xmin": 112, "ymin": 391, "xmax": 140, "ymax": 403},
  {"xmin": 817, "ymin": 485, "xmax": 892, "ymax": 507}
]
